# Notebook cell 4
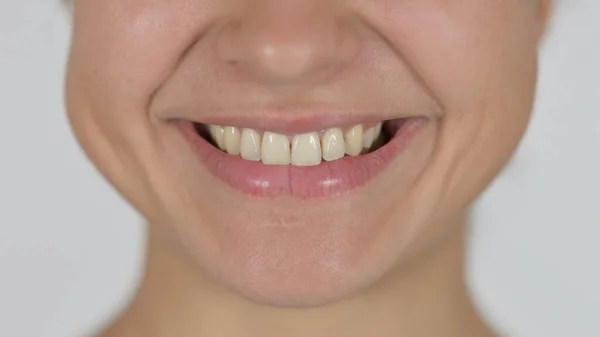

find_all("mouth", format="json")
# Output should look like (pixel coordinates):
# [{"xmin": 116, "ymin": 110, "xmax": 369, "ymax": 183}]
[{"xmin": 177, "ymin": 117, "xmax": 427, "ymax": 198}]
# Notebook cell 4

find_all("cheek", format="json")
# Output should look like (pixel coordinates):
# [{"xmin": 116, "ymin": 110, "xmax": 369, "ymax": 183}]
[
  {"xmin": 359, "ymin": 0, "xmax": 540, "ymax": 224},
  {"xmin": 69, "ymin": 2, "xmax": 211, "ymax": 116},
  {"xmin": 66, "ymin": 2, "xmax": 213, "ymax": 189},
  {"xmin": 361, "ymin": 0, "xmax": 539, "ymax": 109},
  {"xmin": 386, "ymin": 1, "xmax": 537, "ymax": 145},
  {"xmin": 66, "ymin": 3, "xmax": 206, "ymax": 217}
]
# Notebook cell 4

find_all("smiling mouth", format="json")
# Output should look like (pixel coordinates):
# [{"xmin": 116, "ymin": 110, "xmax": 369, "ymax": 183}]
[
  {"xmin": 193, "ymin": 119, "xmax": 404, "ymax": 166},
  {"xmin": 178, "ymin": 117, "xmax": 427, "ymax": 198}
]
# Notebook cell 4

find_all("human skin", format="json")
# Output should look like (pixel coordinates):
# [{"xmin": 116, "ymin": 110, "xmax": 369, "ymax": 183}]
[{"xmin": 64, "ymin": 0, "xmax": 552, "ymax": 336}]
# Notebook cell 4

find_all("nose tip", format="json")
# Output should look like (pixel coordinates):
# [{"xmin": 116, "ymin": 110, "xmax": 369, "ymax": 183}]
[
  {"xmin": 250, "ymin": 40, "xmax": 330, "ymax": 82},
  {"xmin": 217, "ymin": 3, "xmax": 360, "ymax": 85}
]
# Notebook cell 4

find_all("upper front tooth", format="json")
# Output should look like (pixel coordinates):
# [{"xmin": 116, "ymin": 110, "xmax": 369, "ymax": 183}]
[
  {"xmin": 240, "ymin": 128, "xmax": 262, "ymax": 161},
  {"xmin": 209, "ymin": 125, "xmax": 225, "ymax": 150},
  {"xmin": 291, "ymin": 132, "xmax": 322, "ymax": 166},
  {"xmin": 213, "ymin": 122, "xmax": 382, "ymax": 163},
  {"xmin": 261, "ymin": 132, "xmax": 291, "ymax": 165},
  {"xmin": 224, "ymin": 126, "xmax": 241, "ymax": 155},
  {"xmin": 322, "ymin": 128, "xmax": 346, "ymax": 161},
  {"xmin": 344, "ymin": 124, "xmax": 363, "ymax": 156}
]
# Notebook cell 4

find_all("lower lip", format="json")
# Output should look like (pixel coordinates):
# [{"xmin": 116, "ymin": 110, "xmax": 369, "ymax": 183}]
[{"xmin": 178, "ymin": 118, "xmax": 427, "ymax": 199}]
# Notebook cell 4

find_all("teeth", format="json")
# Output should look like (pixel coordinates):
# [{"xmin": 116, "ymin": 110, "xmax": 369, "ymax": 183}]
[
  {"xmin": 362, "ymin": 127, "xmax": 375, "ymax": 149},
  {"xmin": 261, "ymin": 132, "xmax": 291, "ymax": 165},
  {"xmin": 224, "ymin": 126, "xmax": 241, "ymax": 155},
  {"xmin": 322, "ymin": 128, "xmax": 346, "ymax": 161},
  {"xmin": 373, "ymin": 122, "xmax": 383, "ymax": 141},
  {"xmin": 209, "ymin": 125, "xmax": 225, "ymax": 150},
  {"xmin": 240, "ymin": 128, "xmax": 262, "ymax": 161},
  {"xmin": 344, "ymin": 125, "xmax": 363, "ymax": 156},
  {"xmin": 206, "ymin": 122, "xmax": 385, "ymax": 165},
  {"xmin": 292, "ymin": 133, "xmax": 322, "ymax": 166}
]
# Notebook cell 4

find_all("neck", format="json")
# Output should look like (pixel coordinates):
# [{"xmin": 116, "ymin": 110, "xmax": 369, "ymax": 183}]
[{"xmin": 103, "ymin": 216, "xmax": 494, "ymax": 337}]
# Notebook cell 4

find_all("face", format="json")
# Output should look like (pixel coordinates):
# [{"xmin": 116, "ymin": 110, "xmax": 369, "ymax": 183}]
[{"xmin": 66, "ymin": 0, "xmax": 549, "ymax": 307}]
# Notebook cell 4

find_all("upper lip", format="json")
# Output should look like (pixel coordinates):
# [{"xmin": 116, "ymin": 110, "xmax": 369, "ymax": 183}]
[{"xmin": 168, "ymin": 104, "xmax": 426, "ymax": 134}]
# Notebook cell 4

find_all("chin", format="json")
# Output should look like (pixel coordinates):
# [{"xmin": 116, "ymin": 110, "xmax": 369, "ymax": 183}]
[
  {"xmin": 196, "ymin": 221, "xmax": 398, "ymax": 308},
  {"xmin": 143, "ymin": 117, "xmax": 447, "ymax": 308}
]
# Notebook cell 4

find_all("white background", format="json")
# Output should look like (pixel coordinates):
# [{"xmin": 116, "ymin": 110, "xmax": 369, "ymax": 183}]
[{"xmin": 0, "ymin": 1, "xmax": 598, "ymax": 336}]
